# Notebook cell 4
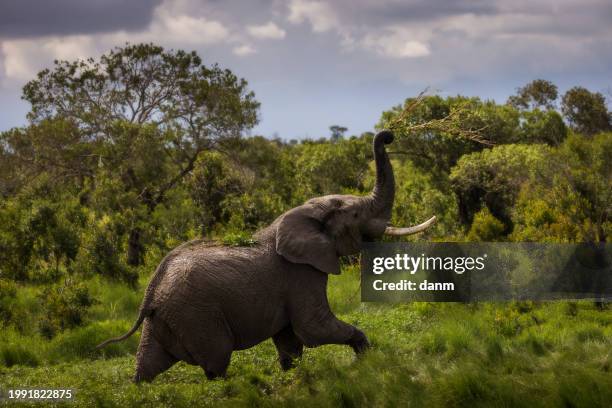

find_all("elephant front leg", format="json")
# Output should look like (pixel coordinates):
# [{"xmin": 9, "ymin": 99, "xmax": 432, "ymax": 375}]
[
  {"xmin": 273, "ymin": 325, "xmax": 304, "ymax": 370},
  {"xmin": 292, "ymin": 307, "xmax": 370, "ymax": 355}
]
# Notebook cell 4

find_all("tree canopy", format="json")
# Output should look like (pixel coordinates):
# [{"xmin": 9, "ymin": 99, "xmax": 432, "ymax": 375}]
[{"xmin": 0, "ymin": 52, "xmax": 610, "ymax": 294}]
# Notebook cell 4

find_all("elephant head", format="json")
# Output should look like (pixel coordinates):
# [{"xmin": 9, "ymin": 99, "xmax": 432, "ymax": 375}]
[{"xmin": 273, "ymin": 130, "xmax": 436, "ymax": 275}]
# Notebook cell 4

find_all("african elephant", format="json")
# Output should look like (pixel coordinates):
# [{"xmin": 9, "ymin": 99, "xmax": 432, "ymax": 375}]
[{"xmin": 96, "ymin": 130, "xmax": 435, "ymax": 382}]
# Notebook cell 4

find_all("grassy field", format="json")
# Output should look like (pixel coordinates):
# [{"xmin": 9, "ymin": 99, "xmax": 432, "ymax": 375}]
[{"xmin": 1, "ymin": 267, "xmax": 611, "ymax": 407}]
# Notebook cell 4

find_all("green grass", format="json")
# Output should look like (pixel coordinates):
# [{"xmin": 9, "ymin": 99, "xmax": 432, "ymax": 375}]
[{"xmin": 1, "ymin": 268, "xmax": 610, "ymax": 407}]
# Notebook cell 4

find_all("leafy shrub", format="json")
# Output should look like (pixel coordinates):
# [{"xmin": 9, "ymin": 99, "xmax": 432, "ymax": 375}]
[
  {"xmin": 450, "ymin": 144, "xmax": 548, "ymax": 229},
  {"xmin": 223, "ymin": 190, "xmax": 286, "ymax": 232},
  {"xmin": 38, "ymin": 281, "xmax": 97, "ymax": 338},
  {"xmin": 387, "ymin": 160, "xmax": 461, "ymax": 239},
  {"xmin": 0, "ymin": 342, "xmax": 40, "ymax": 367},
  {"xmin": 511, "ymin": 133, "xmax": 611, "ymax": 242},
  {"xmin": 0, "ymin": 278, "xmax": 17, "ymax": 325},
  {"xmin": 49, "ymin": 320, "xmax": 139, "ymax": 362},
  {"xmin": 221, "ymin": 232, "xmax": 257, "ymax": 247},
  {"xmin": 0, "ymin": 193, "xmax": 85, "ymax": 283},
  {"xmin": 467, "ymin": 207, "xmax": 506, "ymax": 241},
  {"xmin": 74, "ymin": 214, "xmax": 138, "ymax": 286}
]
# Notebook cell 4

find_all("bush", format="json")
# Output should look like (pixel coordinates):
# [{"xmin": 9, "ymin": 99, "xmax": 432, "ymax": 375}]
[
  {"xmin": 0, "ymin": 342, "xmax": 40, "ymax": 367},
  {"xmin": 467, "ymin": 207, "xmax": 506, "ymax": 241},
  {"xmin": 450, "ymin": 144, "xmax": 548, "ymax": 229},
  {"xmin": 38, "ymin": 281, "xmax": 97, "ymax": 338},
  {"xmin": 0, "ymin": 278, "xmax": 17, "ymax": 325},
  {"xmin": 49, "ymin": 320, "xmax": 139, "ymax": 362},
  {"xmin": 0, "ymin": 194, "xmax": 85, "ymax": 283},
  {"xmin": 74, "ymin": 214, "xmax": 138, "ymax": 286}
]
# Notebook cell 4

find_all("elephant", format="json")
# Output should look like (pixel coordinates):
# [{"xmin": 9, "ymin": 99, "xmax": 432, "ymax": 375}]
[{"xmin": 96, "ymin": 130, "xmax": 436, "ymax": 382}]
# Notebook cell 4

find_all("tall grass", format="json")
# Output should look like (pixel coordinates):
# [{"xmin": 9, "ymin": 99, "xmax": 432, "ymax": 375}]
[{"xmin": 0, "ymin": 269, "xmax": 610, "ymax": 407}]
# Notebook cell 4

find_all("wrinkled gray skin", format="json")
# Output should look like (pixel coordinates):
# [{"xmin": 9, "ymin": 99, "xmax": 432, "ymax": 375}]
[{"xmin": 98, "ymin": 130, "xmax": 397, "ymax": 382}]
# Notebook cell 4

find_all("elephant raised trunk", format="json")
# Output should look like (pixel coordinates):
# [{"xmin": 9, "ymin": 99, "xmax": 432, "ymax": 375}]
[
  {"xmin": 370, "ymin": 129, "xmax": 436, "ymax": 236},
  {"xmin": 371, "ymin": 130, "xmax": 395, "ymax": 219}
]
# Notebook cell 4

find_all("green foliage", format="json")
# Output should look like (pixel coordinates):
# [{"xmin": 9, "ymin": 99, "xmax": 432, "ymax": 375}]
[
  {"xmin": 23, "ymin": 43, "xmax": 259, "ymax": 136},
  {"xmin": 0, "ymin": 342, "xmax": 41, "ymax": 368},
  {"xmin": 511, "ymin": 133, "xmax": 611, "ymax": 242},
  {"xmin": 508, "ymin": 79, "xmax": 559, "ymax": 110},
  {"xmin": 38, "ymin": 281, "xmax": 97, "ymax": 339},
  {"xmin": 329, "ymin": 125, "xmax": 348, "ymax": 142},
  {"xmin": 519, "ymin": 108, "xmax": 567, "ymax": 146},
  {"xmin": 382, "ymin": 159, "xmax": 460, "ymax": 238},
  {"xmin": 291, "ymin": 136, "xmax": 370, "ymax": 199},
  {"xmin": 1, "ymin": 66, "xmax": 611, "ymax": 405},
  {"xmin": 0, "ymin": 273, "xmax": 610, "ymax": 406},
  {"xmin": 221, "ymin": 232, "xmax": 257, "ymax": 247},
  {"xmin": 450, "ymin": 144, "xmax": 548, "ymax": 230},
  {"xmin": 49, "ymin": 320, "xmax": 139, "ymax": 361},
  {"xmin": 0, "ymin": 278, "xmax": 17, "ymax": 325},
  {"xmin": 189, "ymin": 151, "xmax": 243, "ymax": 235},
  {"xmin": 74, "ymin": 214, "xmax": 138, "ymax": 286},
  {"xmin": 467, "ymin": 207, "xmax": 506, "ymax": 241},
  {"xmin": 379, "ymin": 95, "xmax": 492, "ymax": 174},
  {"xmin": 9, "ymin": 43, "xmax": 259, "ymax": 269},
  {"xmin": 561, "ymin": 87, "xmax": 611, "ymax": 136},
  {"xmin": 0, "ymin": 190, "xmax": 85, "ymax": 282}
]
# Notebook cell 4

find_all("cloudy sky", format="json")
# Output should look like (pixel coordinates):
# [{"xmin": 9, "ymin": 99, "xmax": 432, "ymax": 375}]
[{"xmin": 1, "ymin": 0, "xmax": 611, "ymax": 139}]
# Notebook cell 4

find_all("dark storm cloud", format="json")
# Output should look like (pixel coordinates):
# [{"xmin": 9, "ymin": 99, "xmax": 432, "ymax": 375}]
[
  {"xmin": 362, "ymin": 0, "xmax": 498, "ymax": 23},
  {"xmin": 0, "ymin": 0, "xmax": 162, "ymax": 38},
  {"xmin": 0, "ymin": 0, "xmax": 611, "ymax": 138},
  {"xmin": 303, "ymin": 0, "xmax": 612, "ymax": 39}
]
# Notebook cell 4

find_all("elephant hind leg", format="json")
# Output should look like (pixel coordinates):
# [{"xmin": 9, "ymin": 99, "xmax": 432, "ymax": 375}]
[
  {"xmin": 273, "ymin": 325, "xmax": 303, "ymax": 370},
  {"xmin": 186, "ymin": 342, "xmax": 232, "ymax": 380},
  {"xmin": 202, "ymin": 352, "xmax": 232, "ymax": 380},
  {"xmin": 177, "ymin": 309, "xmax": 234, "ymax": 380},
  {"xmin": 134, "ymin": 319, "xmax": 177, "ymax": 383}
]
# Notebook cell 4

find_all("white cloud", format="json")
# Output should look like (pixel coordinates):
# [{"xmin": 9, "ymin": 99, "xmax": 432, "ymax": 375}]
[
  {"xmin": 233, "ymin": 44, "xmax": 256, "ymax": 56},
  {"xmin": 288, "ymin": 0, "xmax": 338, "ymax": 33},
  {"xmin": 2, "ymin": 36, "xmax": 97, "ymax": 81},
  {"xmin": 361, "ymin": 28, "xmax": 430, "ymax": 58},
  {"xmin": 247, "ymin": 22, "xmax": 286, "ymax": 40},
  {"xmin": 0, "ymin": 1, "xmax": 233, "ymax": 82},
  {"xmin": 149, "ymin": 8, "xmax": 229, "ymax": 45},
  {"xmin": 285, "ymin": 1, "xmax": 430, "ymax": 59}
]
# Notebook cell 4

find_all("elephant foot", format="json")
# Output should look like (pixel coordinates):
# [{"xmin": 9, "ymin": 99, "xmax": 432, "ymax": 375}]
[
  {"xmin": 279, "ymin": 354, "xmax": 297, "ymax": 371},
  {"xmin": 205, "ymin": 369, "xmax": 228, "ymax": 380},
  {"xmin": 347, "ymin": 329, "xmax": 370, "ymax": 355}
]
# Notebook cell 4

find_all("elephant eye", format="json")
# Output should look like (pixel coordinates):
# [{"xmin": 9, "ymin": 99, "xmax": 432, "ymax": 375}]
[{"xmin": 353, "ymin": 212, "xmax": 358, "ymax": 218}]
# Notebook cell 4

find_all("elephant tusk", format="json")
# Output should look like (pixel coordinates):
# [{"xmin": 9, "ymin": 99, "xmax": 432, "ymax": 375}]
[{"xmin": 384, "ymin": 216, "xmax": 437, "ymax": 236}]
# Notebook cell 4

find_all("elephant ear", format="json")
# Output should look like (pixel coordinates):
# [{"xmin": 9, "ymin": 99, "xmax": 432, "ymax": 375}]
[{"xmin": 275, "ymin": 204, "xmax": 340, "ymax": 275}]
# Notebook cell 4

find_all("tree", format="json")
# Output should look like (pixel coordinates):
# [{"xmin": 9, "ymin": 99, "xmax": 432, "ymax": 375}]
[
  {"xmin": 450, "ymin": 144, "xmax": 549, "ymax": 231},
  {"xmin": 20, "ymin": 43, "xmax": 260, "ymax": 265},
  {"xmin": 329, "ymin": 125, "xmax": 348, "ymax": 142},
  {"xmin": 291, "ymin": 137, "xmax": 370, "ymax": 200},
  {"xmin": 519, "ymin": 109, "xmax": 567, "ymax": 146},
  {"xmin": 378, "ymin": 95, "xmax": 515, "ymax": 175},
  {"xmin": 508, "ymin": 79, "xmax": 558, "ymax": 110},
  {"xmin": 188, "ymin": 151, "xmax": 243, "ymax": 235},
  {"xmin": 0, "ymin": 118, "xmax": 98, "ymax": 196},
  {"xmin": 511, "ymin": 133, "xmax": 611, "ymax": 243},
  {"xmin": 561, "ymin": 87, "xmax": 611, "ymax": 136}
]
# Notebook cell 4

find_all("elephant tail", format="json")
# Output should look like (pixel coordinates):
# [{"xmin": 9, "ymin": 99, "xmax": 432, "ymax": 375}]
[
  {"xmin": 95, "ymin": 251, "xmax": 174, "ymax": 350},
  {"xmin": 94, "ymin": 240, "xmax": 200, "ymax": 351},
  {"xmin": 95, "ymin": 311, "xmax": 148, "ymax": 350}
]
